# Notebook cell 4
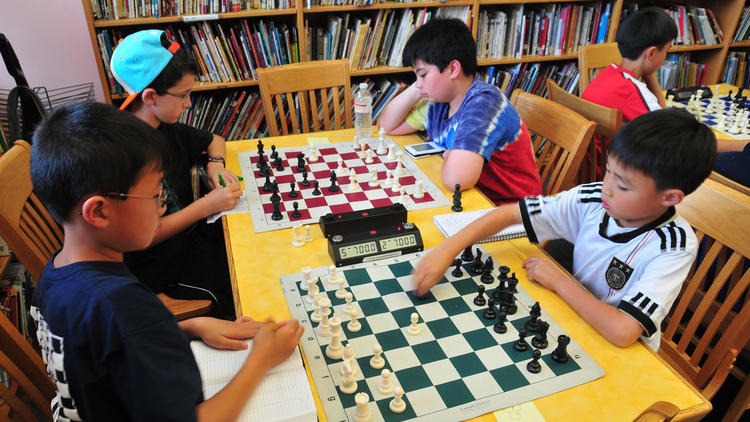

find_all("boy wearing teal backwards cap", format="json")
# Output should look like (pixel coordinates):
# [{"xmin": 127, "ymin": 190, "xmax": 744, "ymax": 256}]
[{"xmin": 111, "ymin": 30, "xmax": 240, "ymax": 318}]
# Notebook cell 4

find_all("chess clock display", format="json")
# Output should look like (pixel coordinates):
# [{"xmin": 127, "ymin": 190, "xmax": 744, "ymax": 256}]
[{"xmin": 328, "ymin": 222, "xmax": 423, "ymax": 266}]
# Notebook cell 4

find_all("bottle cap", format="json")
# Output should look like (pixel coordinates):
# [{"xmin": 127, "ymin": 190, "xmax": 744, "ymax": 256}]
[{"xmin": 359, "ymin": 82, "xmax": 368, "ymax": 89}]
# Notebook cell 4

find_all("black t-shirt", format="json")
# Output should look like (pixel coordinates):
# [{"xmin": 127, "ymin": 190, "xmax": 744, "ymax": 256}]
[
  {"xmin": 31, "ymin": 256, "xmax": 204, "ymax": 421},
  {"xmin": 158, "ymin": 122, "xmax": 213, "ymax": 211}
]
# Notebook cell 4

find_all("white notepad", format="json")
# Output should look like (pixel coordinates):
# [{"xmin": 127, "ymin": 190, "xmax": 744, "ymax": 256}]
[
  {"xmin": 433, "ymin": 208, "xmax": 527, "ymax": 243},
  {"xmin": 191, "ymin": 340, "xmax": 316, "ymax": 422}
]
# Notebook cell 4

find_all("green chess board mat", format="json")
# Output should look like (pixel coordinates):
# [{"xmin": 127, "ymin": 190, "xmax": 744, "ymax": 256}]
[{"xmin": 281, "ymin": 246, "xmax": 605, "ymax": 421}]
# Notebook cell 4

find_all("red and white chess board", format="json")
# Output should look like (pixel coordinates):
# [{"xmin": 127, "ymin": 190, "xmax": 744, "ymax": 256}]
[{"xmin": 238, "ymin": 139, "xmax": 450, "ymax": 233}]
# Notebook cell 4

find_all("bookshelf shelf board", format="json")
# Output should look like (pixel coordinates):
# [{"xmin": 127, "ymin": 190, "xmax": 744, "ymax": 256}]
[
  {"xmin": 669, "ymin": 44, "xmax": 725, "ymax": 53},
  {"xmin": 93, "ymin": 8, "xmax": 298, "ymax": 28},
  {"xmin": 478, "ymin": 53, "xmax": 578, "ymax": 66},
  {"xmin": 304, "ymin": 1, "xmax": 473, "ymax": 13},
  {"xmin": 479, "ymin": 0, "xmax": 601, "ymax": 4},
  {"xmin": 351, "ymin": 65, "xmax": 412, "ymax": 76},
  {"xmin": 0, "ymin": 255, "xmax": 11, "ymax": 279},
  {"xmin": 730, "ymin": 40, "xmax": 750, "ymax": 47},
  {"xmin": 110, "ymin": 79, "xmax": 260, "ymax": 100}
]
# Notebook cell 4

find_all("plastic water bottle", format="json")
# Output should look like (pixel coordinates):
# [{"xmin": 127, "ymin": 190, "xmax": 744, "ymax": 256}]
[{"xmin": 354, "ymin": 82, "xmax": 373, "ymax": 138}]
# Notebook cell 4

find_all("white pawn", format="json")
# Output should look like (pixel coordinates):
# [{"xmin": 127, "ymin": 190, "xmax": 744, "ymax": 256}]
[
  {"xmin": 407, "ymin": 312, "xmax": 421, "ymax": 336},
  {"xmin": 309, "ymin": 144, "xmax": 319, "ymax": 162},
  {"xmin": 364, "ymin": 148, "xmax": 374, "ymax": 164},
  {"xmin": 387, "ymin": 143, "xmax": 396, "ymax": 160},
  {"xmin": 311, "ymin": 301, "xmax": 322, "ymax": 323},
  {"xmin": 389, "ymin": 386, "xmax": 406, "ymax": 413},
  {"xmin": 353, "ymin": 135, "xmax": 360, "ymax": 149},
  {"xmin": 341, "ymin": 344, "xmax": 357, "ymax": 377},
  {"xmin": 335, "ymin": 275, "xmax": 348, "ymax": 299},
  {"xmin": 317, "ymin": 312, "xmax": 331, "ymax": 337},
  {"xmin": 303, "ymin": 224, "xmax": 313, "ymax": 242},
  {"xmin": 370, "ymin": 343, "xmax": 385, "ymax": 369},
  {"xmin": 382, "ymin": 170, "xmax": 393, "ymax": 188},
  {"xmin": 398, "ymin": 187, "xmax": 408, "ymax": 204},
  {"xmin": 305, "ymin": 277, "xmax": 320, "ymax": 305},
  {"xmin": 391, "ymin": 178, "xmax": 401, "ymax": 193},
  {"xmin": 666, "ymin": 94, "xmax": 674, "ymax": 107},
  {"xmin": 414, "ymin": 179, "xmax": 424, "ymax": 199},
  {"xmin": 347, "ymin": 309, "xmax": 361, "ymax": 332},
  {"xmin": 328, "ymin": 265, "xmax": 340, "ymax": 285},
  {"xmin": 344, "ymin": 292, "xmax": 357, "ymax": 316},
  {"xmin": 359, "ymin": 143, "xmax": 367, "ymax": 159},
  {"xmin": 292, "ymin": 224, "xmax": 305, "ymax": 247},
  {"xmin": 300, "ymin": 266, "xmax": 312, "ymax": 291},
  {"xmin": 337, "ymin": 157, "xmax": 349, "ymax": 176},
  {"xmin": 317, "ymin": 296, "xmax": 332, "ymax": 317},
  {"xmin": 376, "ymin": 128, "xmax": 387, "ymax": 154},
  {"xmin": 348, "ymin": 174, "xmax": 361, "ymax": 192},
  {"xmin": 378, "ymin": 369, "xmax": 394, "ymax": 395},
  {"xmin": 353, "ymin": 392, "xmax": 372, "ymax": 422},
  {"xmin": 368, "ymin": 167, "xmax": 379, "ymax": 187},
  {"xmin": 339, "ymin": 361, "xmax": 357, "ymax": 394},
  {"xmin": 394, "ymin": 151, "xmax": 406, "ymax": 176}
]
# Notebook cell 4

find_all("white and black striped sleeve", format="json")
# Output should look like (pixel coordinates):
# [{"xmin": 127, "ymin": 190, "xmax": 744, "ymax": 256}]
[{"xmin": 519, "ymin": 184, "xmax": 596, "ymax": 244}]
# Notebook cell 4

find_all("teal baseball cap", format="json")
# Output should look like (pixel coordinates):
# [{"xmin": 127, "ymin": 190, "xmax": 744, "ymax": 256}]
[{"xmin": 110, "ymin": 29, "xmax": 180, "ymax": 110}]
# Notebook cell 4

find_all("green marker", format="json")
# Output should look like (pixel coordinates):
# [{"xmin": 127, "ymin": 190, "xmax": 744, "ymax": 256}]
[
  {"xmin": 218, "ymin": 173, "xmax": 226, "ymax": 187},
  {"xmin": 238, "ymin": 176, "xmax": 244, "ymax": 181}
]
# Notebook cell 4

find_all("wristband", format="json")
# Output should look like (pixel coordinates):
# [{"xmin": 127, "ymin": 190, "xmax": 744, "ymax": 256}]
[{"xmin": 207, "ymin": 154, "xmax": 225, "ymax": 166}]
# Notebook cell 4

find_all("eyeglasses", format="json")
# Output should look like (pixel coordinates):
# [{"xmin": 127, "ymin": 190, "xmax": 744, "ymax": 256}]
[
  {"xmin": 163, "ymin": 90, "xmax": 191, "ymax": 101},
  {"xmin": 102, "ymin": 182, "xmax": 169, "ymax": 207}
]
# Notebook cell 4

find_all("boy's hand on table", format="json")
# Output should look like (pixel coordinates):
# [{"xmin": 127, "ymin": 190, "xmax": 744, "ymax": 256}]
[
  {"xmin": 189, "ymin": 317, "xmax": 264, "ymax": 350},
  {"xmin": 249, "ymin": 319, "xmax": 304, "ymax": 371},
  {"xmin": 522, "ymin": 256, "xmax": 569, "ymax": 293},
  {"xmin": 207, "ymin": 164, "xmax": 240, "ymax": 189},
  {"xmin": 412, "ymin": 245, "xmax": 457, "ymax": 297},
  {"xmin": 204, "ymin": 183, "xmax": 242, "ymax": 213}
]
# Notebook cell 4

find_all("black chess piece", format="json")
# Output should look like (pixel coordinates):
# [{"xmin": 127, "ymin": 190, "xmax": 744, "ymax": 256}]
[
  {"xmin": 258, "ymin": 160, "xmax": 269, "ymax": 177},
  {"xmin": 270, "ymin": 198, "xmax": 283, "ymax": 221},
  {"xmin": 513, "ymin": 329, "xmax": 529, "ymax": 352},
  {"xmin": 480, "ymin": 257, "xmax": 494, "ymax": 284},
  {"xmin": 288, "ymin": 181, "xmax": 298, "ymax": 198},
  {"xmin": 257, "ymin": 140, "xmax": 264, "ymax": 155},
  {"xmin": 531, "ymin": 320, "xmax": 549, "ymax": 349},
  {"xmin": 470, "ymin": 250, "xmax": 483, "ymax": 274},
  {"xmin": 256, "ymin": 152, "xmax": 267, "ymax": 169},
  {"xmin": 296, "ymin": 152, "xmax": 306, "ymax": 172},
  {"xmin": 497, "ymin": 265, "xmax": 510, "ymax": 283},
  {"xmin": 526, "ymin": 349, "xmax": 542, "ymax": 374},
  {"xmin": 275, "ymin": 156, "xmax": 284, "ymax": 171},
  {"xmin": 451, "ymin": 258, "xmax": 464, "ymax": 277},
  {"xmin": 492, "ymin": 276, "xmax": 506, "ymax": 301},
  {"xmin": 551, "ymin": 335, "xmax": 570, "ymax": 363},
  {"xmin": 312, "ymin": 180, "xmax": 321, "ymax": 196},
  {"xmin": 461, "ymin": 246, "xmax": 474, "ymax": 262},
  {"xmin": 451, "ymin": 184, "xmax": 463, "ymax": 212},
  {"xmin": 329, "ymin": 170, "xmax": 339, "ymax": 192},
  {"xmin": 262, "ymin": 174, "xmax": 273, "ymax": 192},
  {"xmin": 291, "ymin": 201, "xmax": 301, "ymax": 218},
  {"xmin": 525, "ymin": 302, "xmax": 541, "ymax": 332},
  {"xmin": 270, "ymin": 145, "xmax": 278, "ymax": 160},
  {"xmin": 300, "ymin": 170, "xmax": 310, "ymax": 187},
  {"xmin": 493, "ymin": 309, "xmax": 508, "ymax": 334},
  {"xmin": 507, "ymin": 273, "xmax": 519, "ymax": 293},
  {"xmin": 270, "ymin": 181, "xmax": 280, "ymax": 202},
  {"xmin": 483, "ymin": 298, "xmax": 496, "ymax": 320},
  {"xmin": 473, "ymin": 285, "xmax": 486, "ymax": 306}
]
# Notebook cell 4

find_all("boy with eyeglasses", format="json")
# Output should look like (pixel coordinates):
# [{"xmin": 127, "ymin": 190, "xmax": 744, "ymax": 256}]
[{"xmin": 111, "ymin": 29, "xmax": 240, "ymax": 318}]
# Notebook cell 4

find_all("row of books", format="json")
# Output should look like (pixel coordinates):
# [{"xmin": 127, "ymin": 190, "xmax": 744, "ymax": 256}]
[
  {"xmin": 667, "ymin": 6, "xmax": 724, "ymax": 46},
  {"xmin": 476, "ymin": 2, "xmax": 612, "ymax": 60},
  {"xmin": 481, "ymin": 61, "xmax": 579, "ymax": 98},
  {"xmin": 305, "ymin": 7, "xmax": 470, "ymax": 69},
  {"xmin": 97, "ymin": 19, "xmax": 299, "ymax": 94},
  {"xmin": 721, "ymin": 51, "xmax": 750, "ymax": 90},
  {"xmin": 0, "ymin": 262, "xmax": 32, "ymax": 341},
  {"xmin": 732, "ymin": 7, "xmax": 750, "ymax": 42},
  {"xmin": 179, "ymin": 90, "xmax": 268, "ymax": 140},
  {"xmin": 89, "ymin": 0, "xmax": 292, "ymax": 20},
  {"xmin": 658, "ymin": 53, "xmax": 707, "ymax": 90}
]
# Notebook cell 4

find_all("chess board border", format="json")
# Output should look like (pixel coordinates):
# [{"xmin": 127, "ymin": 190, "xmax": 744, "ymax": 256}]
[
  {"xmin": 281, "ymin": 247, "xmax": 605, "ymax": 422},
  {"xmin": 238, "ymin": 139, "xmax": 451, "ymax": 233}
]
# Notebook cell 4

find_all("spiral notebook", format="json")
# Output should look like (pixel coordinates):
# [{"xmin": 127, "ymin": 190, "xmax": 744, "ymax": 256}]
[{"xmin": 433, "ymin": 209, "xmax": 527, "ymax": 243}]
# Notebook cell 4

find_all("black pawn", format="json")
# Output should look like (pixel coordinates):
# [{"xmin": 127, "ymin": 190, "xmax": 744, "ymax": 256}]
[
  {"xmin": 526, "ymin": 349, "xmax": 542, "ymax": 374},
  {"xmin": 262, "ymin": 174, "xmax": 273, "ymax": 192},
  {"xmin": 460, "ymin": 246, "xmax": 474, "ymax": 262},
  {"xmin": 513, "ymin": 329, "xmax": 529, "ymax": 351},
  {"xmin": 470, "ymin": 250, "xmax": 483, "ymax": 274},
  {"xmin": 451, "ymin": 184, "xmax": 463, "ymax": 212},
  {"xmin": 493, "ymin": 309, "xmax": 507, "ymax": 334},
  {"xmin": 507, "ymin": 273, "xmax": 519, "ymax": 293},
  {"xmin": 275, "ymin": 156, "xmax": 284, "ymax": 171},
  {"xmin": 270, "ymin": 145, "xmax": 278, "ymax": 160},
  {"xmin": 296, "ymin": 153, "xmax": 306, "ymax": 172},
  {"xmin": 525, "ymin": 302, "xmax": 541, "ymax": 332},
  {"xmin": 531, "ymin": 320, "xmax": 549, "ymax": 349},
  {"xmin": 301, "ymin": 170, "xmax": 310, "ymax": 187},
  {"xmin": 312, "ymin": 180, "xmax": 321, "ymax": 196},
  {"xmin": 288, "ymin": 181, "xmax": 298, "ymax": 198},
  {"xmin": 291, "ymin": 201, "xmax": 301, "ymax": 218},
  {"xmin": 480, "ymin": 257, "xmax": 494, "ymax": 284},
  {"xmin": 451, "ymin": 258, "xmax": 464, "ymax": 277},
  {"xmin": 270, "ymin": 181, "xmax": 280, "ymax": 202},
  {"xmin": 551, "ymin": 335, "xmax": 570, "ymax": 363},
  {"xmin": 256, "ymin": 140, "xmax": 264, "ymax": 156},
  {"xmin": 473, "ymin": 285, "xmax": 486, "ymax": 306},
  {"xmin": 270, "ymin": 198, "xmax": 283, "ymax": 221},
  {"xmin": 328, "ymin": 171, "xmax": 339, "ymax": 192},
  {"xmin": 483, "ymin": 298, "xmax": 496, "ymax": 320}
]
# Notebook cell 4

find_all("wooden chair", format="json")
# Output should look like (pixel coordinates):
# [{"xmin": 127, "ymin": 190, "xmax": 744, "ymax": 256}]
[
  {"xmin": 258, "ymin": 60, "xmax": 352, "ymax": 136},
  {"xmin": 578, "ymin": 42, "xmax": 622, "ymax": 93},
  {"xmin": 0, "ymin": 311, "xmax": 54, "ymax": 421},
  {"xmin": 546, "ymin": 79, "xmax": 622, "ymax": 184},
  {"xmin": 709, "ymin": 171, "xmax": 750, "ymax": 197},
  {"xmin": 665, "ymin": 178, "xmax": 750, "ymax": 422},
  {"xmin": 509, "ymin": 89, "xmax": 596, "ymax": 195},
  {"xmin": 632, "ymin": 401, "xmax": 679, "ymax": 422},
  {"xmin": 0, "ymin": 141, "xmax": 211, "ymax": 321}
]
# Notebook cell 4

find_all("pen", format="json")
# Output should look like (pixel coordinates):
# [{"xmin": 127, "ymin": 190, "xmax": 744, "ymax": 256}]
[{"xmin": 218, "ymin": 173, "xmax": 226, "ymax": 187}]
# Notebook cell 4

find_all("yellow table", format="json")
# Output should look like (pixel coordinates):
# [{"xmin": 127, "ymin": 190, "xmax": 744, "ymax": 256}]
[{"xmin": 223, "ymin": 128, "xmax": 710, "ymax": 421}]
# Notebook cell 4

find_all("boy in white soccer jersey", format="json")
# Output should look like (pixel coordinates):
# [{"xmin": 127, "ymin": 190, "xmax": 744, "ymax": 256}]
[{"xmin": 413, "ymin": 108, "xmax": 716, "ymax": 350}]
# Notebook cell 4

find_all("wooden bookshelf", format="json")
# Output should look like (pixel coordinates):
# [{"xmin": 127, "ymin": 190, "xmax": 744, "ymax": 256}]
[{"xmin": 82, "ymin": 0, "xmax": 748, "ymax": 112}]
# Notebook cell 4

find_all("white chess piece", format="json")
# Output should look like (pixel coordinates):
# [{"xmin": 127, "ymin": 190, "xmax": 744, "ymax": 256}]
[
  {"xmin": 377, "ymin": 128, "xmax": 387, "ymax": 155},
  {"xmin": 341, "ymin": 344, "xmax": 357, "ymax": 377},
  {"xmin": 360, "ymin": 143, "xmax": 367, "ymax": 159},
  {"xmin": 292, "ymin": 224, "xmax": 305, "ymax": 247},
  {"xmin": 328, "ymin": 265, "xmax": 340, "ymax": 286},
  {"xmin": 347, "ymin": 308, "xmax": 361, "ymax": 332},
  {"xmin": 394, "ymin": 151, "xmax": 407, "ymax": 177},
  {"xmin": 311, "ymin": 301, "xmax": 322, "ymax": 323},
  {"xmin": 309, "ymin": 144, "xmax": 319, "ymax": 162},
  {"xmin": 348, "ymin": 174, "xmax": 361, "ymax": 192},
  {"xmin": 353, "ymin": 393, "xmax": 372, "ymax": 422},
  {"xmin": 337, "ymin": 157, "xmax": 349, "ymax": 176},
  {"xmin": 344, "ymin": 292, "xmax": 357, "ymax": 316},
  {"xmin": 353, "ymin": 135, "xmax": 360, "ymax": 149},
  {"xmin": 317, "ymin": 312, "xmax": 332, "ymax": 337},
  {"xmin": 326, "ymin": 314, "xmax": 343, "ymax": 358},
  {"xmin": 666, "ymin": 94, "xmax": 674, "ymax": 107},
  {"xmin": 387, "ymin": 144, "xmax": 396, "ymax": 160},
  {"xmin": 391, "ymin": 178, "xmax": 401, "ymax": 194},
  {"xmin": 303, "ymin": 225, "xmax": 313, "ymax": 242},
  {"xmin": 339, "ymin": 361, "xmax": 357, "ymax": 394},
  {"xmin": 398, "ymin": 187, "xmax": 408, "ymax": 204},
  {"xmin": 382, "ymin": 170, "xmax": 393, "ymax": 188},
  {"xmin": 368, "ymin": 167, "xmax": 379, "ymax": 187},
  {"xmin": 378, "ymin": 369, "xmax": 394, "ymax": 395},
  {"xmin": 335, "ymin": 275, "xmax": 348, "ymax": 299},
  {"xmin": 414, "ymin": 179, "xmax": 424, "ymax": 199},
  {"xmin": 317, "ymin": 296, "xmax": 332, "ymax": 317},
  {"xmin": 306, "ymin": 277, "xmax": 320, "ymax": 305},
  {"xmin": 407, "ymin": 312, "xmax": 421, "ymax": 336},
  {"xmin": 389, "ymin": 386, "xmax": 406, "ymax": 413},
  {"xmin": 300, "ymin": 266, "xmax": 312, "ymax": 291},
  {"xmin": 365, "ymin": 148, "xmax": 374, "ymax": 164},
  {"xmin": 370, "ymin": 343, "xmax": 385, "ymax": 369}
]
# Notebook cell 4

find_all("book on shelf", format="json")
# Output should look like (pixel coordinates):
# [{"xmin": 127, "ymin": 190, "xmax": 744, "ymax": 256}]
[
  {"xmin": 658, "ymin": 53, "xmax": 706, "ymax": 90},
  {"xmin": 433, "ymin": 209, "xmax": 527, "ymax": 243},
  {"xmin": 180, "ymin": 91, "xmax": 266, "ymax": 141},
  {"xmin": 480, "ymin": 61, "xmax": 579, "ymax": 98},
  {"xmin": 733, "ymin": 6, "xmax": 750, "ymax": 42},
  {"xmin": 664, "ymin": 5, "xmax": 723, "ymax": 46},
  {"xmin": 191, "ymin": 341, "xmax": 316, "ymax": 422},
  {"xmin": 89, "ymin": 0, "xmax": 292, "ymax": 20}
]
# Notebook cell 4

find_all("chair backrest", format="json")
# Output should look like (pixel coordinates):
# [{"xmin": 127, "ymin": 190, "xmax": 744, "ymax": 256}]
[
  {"xmin": 546, "ymin": 79, "xmax": 622, "ymax": 183},
  {"xmin": 664, "ymin": 178, "xmax": 750, "ymax": 400},
  {"xmin": 509, "ymin": 89, "xmax": 596, "ymax": 195},
  {"xmin": 257, "ymin": 60, "xmax": 353, "ymax": 136},
  {"xmin": 578, "ymin": 42, "xmax": 622, "ymax": 93},
  {"xmin": 709, "ymin": 170, "xmax": 750, "ymax": 197},
  {"xmin": 0, "ymin": 311, "xmax": 54, "ymax": 421},
  {"xmin": 0, "ymin": 140, "xmax": 63, "ymax": 282}
]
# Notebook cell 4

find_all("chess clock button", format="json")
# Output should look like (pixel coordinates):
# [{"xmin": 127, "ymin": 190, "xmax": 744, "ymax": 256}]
[{"xmin": 332, "ymin": 235, "xmax": 344, "ymax": 244}]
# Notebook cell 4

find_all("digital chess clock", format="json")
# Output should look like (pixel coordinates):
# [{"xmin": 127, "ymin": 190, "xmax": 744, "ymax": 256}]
[{"xmin": 328, "ymin": 222, "xmax": 423, "ymax": 266}]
